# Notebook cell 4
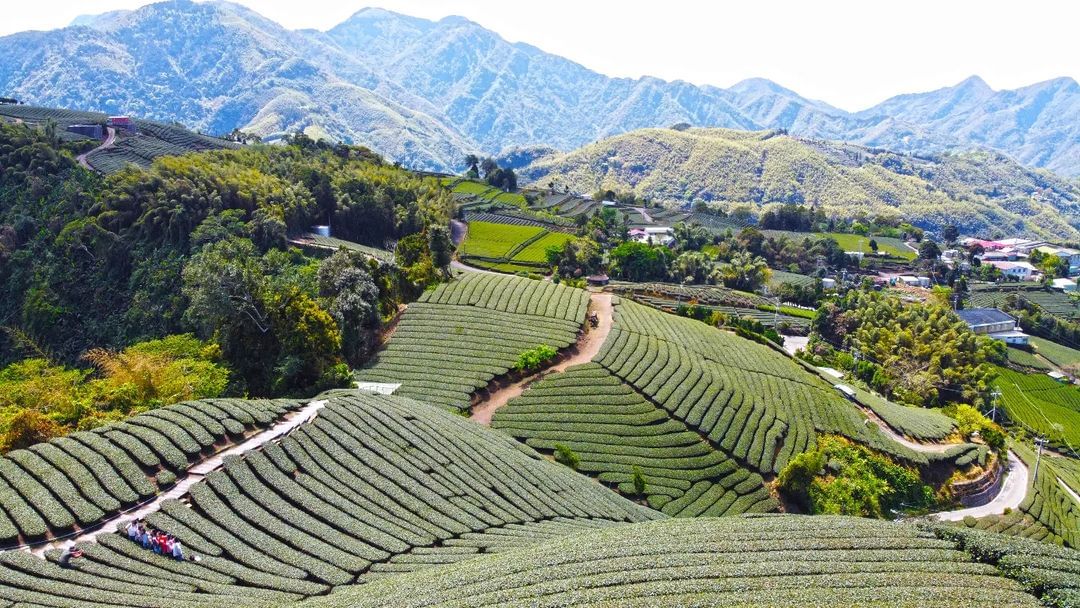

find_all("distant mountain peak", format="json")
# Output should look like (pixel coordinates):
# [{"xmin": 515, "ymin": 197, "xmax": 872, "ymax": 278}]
[
  {"xmin": 956, "ymin": 75, "xmax": 991, "ymax": 90},
  {"xmin": 4, "ymin": 1, "xmax": 1079, "ymax": 176},
  {"xmin": 67, "ymin": 9, "xmax": 132, "ymax": 29}
]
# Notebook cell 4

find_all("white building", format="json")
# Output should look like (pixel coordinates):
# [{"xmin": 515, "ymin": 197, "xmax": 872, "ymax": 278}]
[
  {"xmin": 1037, "ymin": 245, "xmax": 1080, "ymax": 277},
  {"xmin": 1052, "ymin": 278, "xmax": 1078, "ymax": 292},
  {"xmin": 986, "ymin": 260, "xmax": 1037, "ymax": 280},
  {"xmin": 955, "ymin": 308, "xmax": 1029, "ymax": 345},
  {"xmin": 898, "ymin": 275, "xmax": 931, "ymax": 288},
  {"xmin": 630, "ymin": 226, "xmax": 674, "ymax": 247},
  {"xmin": 995, "ymin": 238, "xmax": 1049, "ymax": 254}
]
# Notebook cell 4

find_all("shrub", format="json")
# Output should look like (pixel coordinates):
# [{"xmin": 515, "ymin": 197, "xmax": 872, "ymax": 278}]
[
  {"xmin": 632, "ymin": 465, "xmax": 646, "ymax": 496},
  {"xmin": 514, "ymin": 344, "xmax": 557, "ymax": 372},
  {"xmin": 553, "ymin": 444, "xmax": 580, "ymax": 470},
  {"xmin": 776, "ymin": 449, "xmax": 826, "ymax": 510},
  {"xmin": 155, "ymin": 469, "xmax": 177, "ymax": 488}
]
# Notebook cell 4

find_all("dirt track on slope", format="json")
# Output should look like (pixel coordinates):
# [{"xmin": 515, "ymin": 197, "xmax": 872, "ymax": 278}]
[{"xmin": 470, "ymin": 293, "xmax": 613, "ymax": 426}]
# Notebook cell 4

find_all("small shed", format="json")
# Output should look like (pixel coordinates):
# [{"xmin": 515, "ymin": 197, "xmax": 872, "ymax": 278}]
[
  {"xmin": 106, "ymin": 116, "xmax": 135, "ymax": 132},
  {"xmin": 67, "ymin": 124, "xmax": 103, "ymax": 139},
  {"xmin": 586, "ymin": 273, "xmax": 610, "ymax": 287},
  {"xmin": 1052, "ymin": 278, "xmax": 1077, "ymax": 292},
  {"xmin": 956, "ymin": 308, "xmax": 1018, "ymax": 336},
  {"xmin": 1047, "ymin": 371, "xmax": 1068, "ymax": 382}
]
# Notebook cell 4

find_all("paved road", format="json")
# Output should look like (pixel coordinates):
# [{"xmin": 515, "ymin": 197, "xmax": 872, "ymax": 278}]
[
  {"xmin": 471, "ymin": 293, "xmax": 613, "ymax": 425},
  {"xmin": 448, "ymin": 219, "xmax": 500, "ymax": 275},
  {"xmin": 781, "ymin": 335, "xmax": 809, "ymax": 356},
  {"xmin": 28, "ymin": 399, "xmax": 326, "ymax": 555},
  {"xmin": 451, "ymin": 259, "xmax": 499, "ymax": 275},
  {"xmin": 1060, "ymin": 477, "xmax": 1080, "ymax": 505},
  {"xmin": 76, "ymin": 127, "xmax": 115, "ymax": 171},
  {"xmin": 933, "ymin": 451, "xmax": 1029, "ymax": 521}
]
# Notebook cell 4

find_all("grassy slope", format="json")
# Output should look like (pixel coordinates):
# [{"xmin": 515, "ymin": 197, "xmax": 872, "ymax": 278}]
[
  {"xmin": 460, "ymin": 221, "xmax": 546, "ymax": 259},
  {"xmin": 519, "ymin": 127, "xmax": 1080, "ymax": 239},
  {"xmin": 1031, "ymin": 336, "xmax": 1080, "ymax": 368}
]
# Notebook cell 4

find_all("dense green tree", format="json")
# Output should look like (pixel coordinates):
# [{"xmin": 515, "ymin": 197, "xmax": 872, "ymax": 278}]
[
  {"xmin": 672, "ymin": 222, "xmax": 710, "ymax": 251},
  {"xmin": 671, "ymin": 251, "xmax": 711, "ymax": 284},
  {"xmin": 318, "ymin": 250, "xmax": 381, "ymax": 365},
  {"xmin": 813, "ymin": 290, "xmax": 1004, "ymax": 407},
  {"xmin": 713, "ymin": 251, "xmax": 771, "ymax": 291},
  {"xmin": 943, "ymin": 224, "xmax": 960, "ymax": 244},
  {"xmin": 609, "ymin": 241, "xmax": 668, "ymax": 281},
  {"xmin": 919, "ymin": 239, "xmax": 942, "ymax": 261},
  {"xmin": 427, "ymin": 225, "xmax": 454, "ymax": 272}
]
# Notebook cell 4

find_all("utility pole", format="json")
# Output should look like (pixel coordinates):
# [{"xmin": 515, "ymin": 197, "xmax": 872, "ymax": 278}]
[
  {"xmin": 1033, "ymin": 436, "xmax": 1048, "ymax": 481},
  {"xmin": 989, "ymin": 389, "xmax": 1001, "ymax": 423}
]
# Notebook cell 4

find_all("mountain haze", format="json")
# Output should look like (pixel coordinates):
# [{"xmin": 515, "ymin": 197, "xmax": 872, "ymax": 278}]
[{"xmin": 0, "ymin": 1, "xmax": 1077, "ymax": 176}]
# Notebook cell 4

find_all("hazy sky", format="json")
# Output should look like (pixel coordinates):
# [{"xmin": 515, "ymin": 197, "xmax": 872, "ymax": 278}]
[{"xmin": 3, "ymin": 0, "xmax": 1077, "ymax": 111}]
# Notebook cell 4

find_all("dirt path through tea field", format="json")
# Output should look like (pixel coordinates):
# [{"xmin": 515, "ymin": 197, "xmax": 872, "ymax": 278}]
[{"xmin": 471, "ymin": 293, "xmax": 612, "ymax": 425}]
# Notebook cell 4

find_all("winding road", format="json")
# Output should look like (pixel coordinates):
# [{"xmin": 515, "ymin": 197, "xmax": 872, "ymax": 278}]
[
  {"xmin": 470, "ymin": 293, "xmax": 613, "ymax": 425},
  {"xmin": 28, "ymin": 399, "xmax": 326, "ymax": 556},
  {"xmin": 932, "ymin": 451, "xmax": 1029, "ymax": 521},
  {"xmin": 76, "ymin": 127, "xmax": 115, "ymax": 171}
]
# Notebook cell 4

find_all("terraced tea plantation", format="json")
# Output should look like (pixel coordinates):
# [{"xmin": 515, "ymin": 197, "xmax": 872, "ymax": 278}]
[
  {"xmin": 288, "ymin": 233, "xmax": 394, "ymax": 262},
  {"xmin": 493, "ymin": 363, "xmax": 777, "ymax": 516},
  {"xmin": 459, "ymin": 221, "xmax": 572, "ymax": 272},
  {"xmin": 0, "ymin": 398, "xmax": 300, "ymax": 548},
  {"xmin": 0, "ymin": 105, "xmax": 235, "ymax": 173},
  {"xmin": 969, "ymin": 284, "xmax": 1080, "ymax": 321},
  {"xmin": 592, "ymin": 299, "xmax": 981, "ymax": 478},
  {"xmin": 1008, "ymin": 345, "xmax": 1055, "ymax": 371},
  {"xmin": 610, "ymin": 281, "xmax": 772, "ymax": 309},
  {"xmin": 298, "ymin": 515, "xmax": 1074, "ymax": 608},
  {"xmin": 993, "ymin": 367, "xmax": 1080, "ymax": 451},
  {"xmin": 1030, "ymin": 336, "xmax": 1080, "ymax": 369},
  {"xmin": 1011, "ymin": 445, "xmax": 1080, "ymax": 547},
  {"xmin": 493, "ymin": 297, "xmax": 985, "ymax": 519},
  {"xmin": 856, "ymin": 389, "xmax": 958, "ymax": 442},
  {"xmin": 355, "ymin": 273, "xmax": 589, "ymax": 409},
  {"xmin": 629, "ymin": 294, "xmax": 813, "ymax": 331},
  {"xmin": 446, "ymin": 179, "xmax": 527, "ymax": 208},
  {"xmin": 0, "ymin": 393, "xmax": 658, "ymax": 606}
]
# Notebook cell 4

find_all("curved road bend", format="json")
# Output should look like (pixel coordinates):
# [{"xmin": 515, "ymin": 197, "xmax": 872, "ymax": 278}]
[
  {"xmin": 932, "ymin": 451, "xmax": 1029, "ymax": 521},
  {"xmin": 76, "ymin": 127, "xmax": 116, "ymax": 171}
]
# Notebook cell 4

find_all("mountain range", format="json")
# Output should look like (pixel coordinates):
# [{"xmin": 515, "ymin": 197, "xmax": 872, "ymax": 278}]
[{"xmin": 1, "ymin": 0, "xmax": 1078, "ymax": 177}]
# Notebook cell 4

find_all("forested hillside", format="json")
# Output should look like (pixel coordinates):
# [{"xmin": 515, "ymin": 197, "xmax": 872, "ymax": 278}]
[
  {"xmin": 0, "ymin": 121, "xmax": 454, "ymax": 409},
  {"xmin": 519, "ymin": 127, "xmax": 1080, "ymax": 238}
]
